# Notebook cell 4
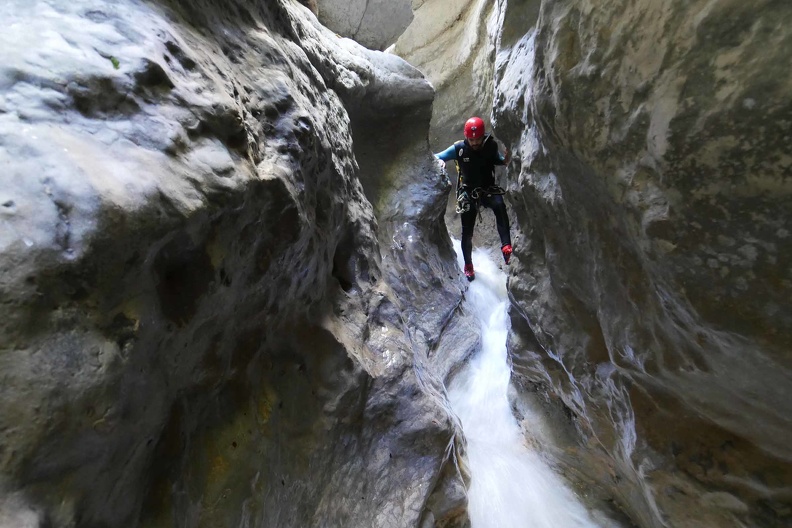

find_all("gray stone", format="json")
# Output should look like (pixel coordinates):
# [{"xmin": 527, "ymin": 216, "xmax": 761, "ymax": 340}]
[
  {"xmin": 489, "ymin": 0, "xmax": 792, "ymax": 526},
  {"xmin": 393, "ymin": 0, "xmax": 503, "ymax": 149},
  {"xmin": 315, "ymin": 0, "xmax": 414, "ymax": 51},
  {"xmin": 393, "ymin": 0, "xmax": 792, "ymax": 525},
  {"xmin": 0, "ymin": 0, "xmax": 471, "ymax": 526}
]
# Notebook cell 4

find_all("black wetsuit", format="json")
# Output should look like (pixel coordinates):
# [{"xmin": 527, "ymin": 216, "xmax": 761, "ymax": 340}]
[{"xmin": 435, "ymin": 135, "xmax": 511, "ymax": 266}]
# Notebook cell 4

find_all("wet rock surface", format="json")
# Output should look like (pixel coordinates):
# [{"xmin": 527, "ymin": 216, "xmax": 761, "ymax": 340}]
[
  {"xmin": 489, "ymin": 0, "xmax": 792, "ymax": 526},
  {"xmin": 5, "ymin": 0, "xmax": 789, "ymax": 526},
  {"xmin": 0, "ymin": 0, "xmax": 474, "ymax": 526},
  {"xmin": 394, "ymin": 0, "xmax": 792, "ymax": 525}
]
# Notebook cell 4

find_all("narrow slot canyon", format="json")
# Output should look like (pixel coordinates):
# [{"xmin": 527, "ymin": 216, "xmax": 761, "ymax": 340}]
[{"xmin": 1, "ymin": 1, "xmax": 790, "ymax": 527}]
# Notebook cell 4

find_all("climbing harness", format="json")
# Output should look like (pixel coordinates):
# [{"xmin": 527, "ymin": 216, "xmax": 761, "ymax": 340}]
[
  {"xmin": 469, "ymin": 186, "xmax": 506, "ymax": 199},
  {"xmin": 453, "ymin": 158, "xmax": 506, "ymax": 215},
  {"xmin": 456, "ymin": 191, "xmax": 471, "ymax": 213},
  {"xmin": 454, "ymin": 160, "xmax": 466, "ymax": 213},
  {"xmin": 456, "ymin": 184, "xmax": 506, "ymax": 216}
]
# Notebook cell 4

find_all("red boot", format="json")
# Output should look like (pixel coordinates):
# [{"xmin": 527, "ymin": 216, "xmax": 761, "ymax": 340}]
[
  {"xmin": 501, "ymin": 244, "xmax": 513, "ymax": 265},
  {"xmin": 464, "ymin": 263, "xmax": 475, "ymax": 282}
]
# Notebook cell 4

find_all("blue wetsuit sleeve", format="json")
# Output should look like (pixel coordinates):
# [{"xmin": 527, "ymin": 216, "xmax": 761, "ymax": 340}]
[{"xmin": 434, "ymin": 145, "xmax": 457, "ymax": 161}]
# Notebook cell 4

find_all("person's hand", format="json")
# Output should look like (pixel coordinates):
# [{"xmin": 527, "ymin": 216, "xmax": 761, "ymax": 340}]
[{"xmin": 436, "ymin": 158, "xmax": 451, "ymax": 187}]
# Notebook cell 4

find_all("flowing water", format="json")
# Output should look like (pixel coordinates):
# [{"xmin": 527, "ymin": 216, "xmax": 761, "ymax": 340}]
[{"xmin": 448, "ymin": 245, "xmax": 601, "ymax": 528}]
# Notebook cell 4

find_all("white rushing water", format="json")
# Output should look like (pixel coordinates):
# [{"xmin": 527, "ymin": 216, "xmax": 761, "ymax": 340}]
[{"xmin": 448, "ymin": 245, "xmax": 600, "ymax": 528}]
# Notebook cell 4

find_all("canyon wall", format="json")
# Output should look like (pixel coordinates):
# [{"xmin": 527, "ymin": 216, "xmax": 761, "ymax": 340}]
[
  {"xmin": 495, "ymin": 0, "xmax": 792, "ymax": 526},
  {"xmin": 0, "ymin": 1, "xmax": 474, "ymax": 526},
  {"xmin": 395, "ymin": 0, "xmax": 792, "ymax": 526}
]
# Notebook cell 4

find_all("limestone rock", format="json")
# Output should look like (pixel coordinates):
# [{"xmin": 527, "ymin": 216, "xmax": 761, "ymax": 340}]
[
  {"xmin": 315, "ymin": 0, "xmax": 414, "ymax": 50},
  {"xmin": 0, "ymin": 0, "xmax": 469, "ymax": 526},
  {"xmin": 393, "ymin": 0, "xmax": 502, "ymax": 149},
  {"xmin": 493, "ymin": 0, "xmax": 792, "ymax": 526}
]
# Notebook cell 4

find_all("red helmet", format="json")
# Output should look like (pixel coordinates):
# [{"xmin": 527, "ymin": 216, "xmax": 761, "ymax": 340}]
[{"xmin": 464, "ymin": 117, "xmax": 485, "ymax": 139}]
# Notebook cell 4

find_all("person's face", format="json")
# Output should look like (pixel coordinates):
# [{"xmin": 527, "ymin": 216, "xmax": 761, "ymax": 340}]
[{"xmin": 467, "ymin": 135, "xmax": 484, "ymax": 149}]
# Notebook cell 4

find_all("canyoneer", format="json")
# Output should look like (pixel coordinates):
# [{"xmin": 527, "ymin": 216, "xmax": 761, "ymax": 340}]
[{"xmin": 434, "ymin": 117, "xmax": 512, "ymax": 281}]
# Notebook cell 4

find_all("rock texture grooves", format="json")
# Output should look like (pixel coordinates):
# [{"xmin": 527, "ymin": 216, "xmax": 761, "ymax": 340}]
[
  {"xmin": 392, "ymin": 0, "xmax": 792, "ymax": 525},
  {"xmin": 0, "ymin": 0, "xmax": 473, "ymax": 526},
  {"xmin": 490, "ymin": 0, "xmax": 792, "ymax": 527}
]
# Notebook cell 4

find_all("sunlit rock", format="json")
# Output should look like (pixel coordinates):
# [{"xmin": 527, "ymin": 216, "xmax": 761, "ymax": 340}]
[
  {"xmin": 392, "ymin": 0, "xmax": 502, "ymax": 149},
  {"xmin": 315, "ymin": 0, "xmax": 413, "ymax": 50},
  {"xmin": 0, "ymin": 0, "xmax": 471, "ymax": 526}
]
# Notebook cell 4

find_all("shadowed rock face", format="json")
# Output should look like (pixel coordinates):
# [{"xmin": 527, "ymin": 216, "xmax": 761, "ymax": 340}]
[
  {"xmin": 6, "ymin": 0, "xmax": 788, "ymax": 526},
  {"xmin": 0, "ymin": 0, "xmax": 474, "ymax": 526},
  {"xmin": 489, "ymin": 0, "xmax": 792, "ymax": 526},
  {"xmin": 394, "ymin": 0, "xmax": 792, "ymax": 525}
]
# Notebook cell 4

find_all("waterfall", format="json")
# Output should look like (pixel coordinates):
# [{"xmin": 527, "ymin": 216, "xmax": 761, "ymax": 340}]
[{"xmin": 448, "ymin": 244, "xmax": 601, "ymax": 528}]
